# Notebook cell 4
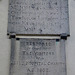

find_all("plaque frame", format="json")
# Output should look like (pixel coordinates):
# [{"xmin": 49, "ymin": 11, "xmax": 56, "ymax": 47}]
[
  {"xmin": 7, "ymin": 0, "xmax": 70, "ymax": 36},
  {"xmin": 9, "ymin": 38, "xmax": 67, "ymax": 75}
]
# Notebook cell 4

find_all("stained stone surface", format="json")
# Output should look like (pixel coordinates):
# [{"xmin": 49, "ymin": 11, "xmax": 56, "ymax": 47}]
[
  {"xmin": 10, "ymin": 39, "xmax": 66, "ymax": 75},
  {"xmin": 7, "ymin": 0, "xmax": 69, "ymax": 35}
]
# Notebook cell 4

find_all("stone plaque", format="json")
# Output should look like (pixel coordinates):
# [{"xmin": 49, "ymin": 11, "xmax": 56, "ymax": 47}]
[
  {"xmin": 7, "ymin": 0, "xmax": 69, "ymax": 35},
  {"xmin": 10, "ymin": 38, "xmax": 66, "ymax": 75}
]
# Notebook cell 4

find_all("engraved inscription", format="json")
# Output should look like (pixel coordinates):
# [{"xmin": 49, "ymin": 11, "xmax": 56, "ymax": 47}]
[
  {"xmin": 8, "ymin": 0, "xmax": 69, "ymax": 35},
  {"xmin": 10, "ymin": 39, "xmax": 66, "ymax": 75}
]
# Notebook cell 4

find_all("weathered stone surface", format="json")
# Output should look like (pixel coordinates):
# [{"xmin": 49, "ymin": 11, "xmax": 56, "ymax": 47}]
[
  {"xmin": 10, "ymin": 39, "xmax": 66, "ymax": 75},
  {"xmin": 8, "ymin": 0, "xmax": 69, "ymax": 35}
]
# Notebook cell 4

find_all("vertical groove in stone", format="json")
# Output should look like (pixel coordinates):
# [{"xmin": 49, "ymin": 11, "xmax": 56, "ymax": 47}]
[
  {"xmin": 9, "ymin": 38, "xmax": 16, "ymax": 75},
  {"xmin": 60, "ymin": 39, "xmax": 67, "ymax": 75}
]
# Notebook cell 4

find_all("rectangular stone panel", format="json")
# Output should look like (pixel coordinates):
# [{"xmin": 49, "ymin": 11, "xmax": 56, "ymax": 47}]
[
  {"xmin": 7, "ymin": 0, "xmax": 69, "ymax": 35},
  {"xmin": 9, "ymin": 38, "xmax": 66, "ymax": 75}
]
